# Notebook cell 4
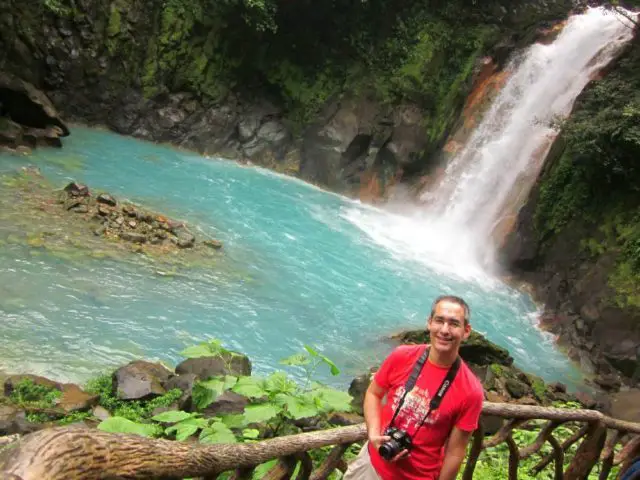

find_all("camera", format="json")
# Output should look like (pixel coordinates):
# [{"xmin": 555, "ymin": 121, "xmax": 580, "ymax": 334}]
[{"xmin": 378, "ymin": 427, "xmax": 413, "ymax": 461}]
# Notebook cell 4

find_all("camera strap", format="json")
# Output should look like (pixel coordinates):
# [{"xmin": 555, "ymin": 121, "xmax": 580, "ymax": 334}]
[{"xmin": 388, "ymin": 346, "xmax": 461, "ymax": 430}]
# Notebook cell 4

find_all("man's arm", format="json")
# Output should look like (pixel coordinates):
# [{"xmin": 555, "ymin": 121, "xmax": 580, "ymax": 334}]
[
  {"xmin": 438, "ymin": 426, "xmax": 473, "ymax": 480},
  {"xmin": 363, "ymin": 379, "xmax": 390, "ymax": 450}
]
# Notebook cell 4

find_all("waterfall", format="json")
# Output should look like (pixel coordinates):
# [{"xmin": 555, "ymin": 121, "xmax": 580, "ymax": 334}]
[{"xmin": 343, "ymin": 7, "xmax": 636, "ymax": 280}]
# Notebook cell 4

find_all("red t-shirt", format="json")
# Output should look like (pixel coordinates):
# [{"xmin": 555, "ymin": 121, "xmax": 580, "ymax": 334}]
[{"xmin": 368, "ymin": 344, "xmax": 484, "ymax": 480}]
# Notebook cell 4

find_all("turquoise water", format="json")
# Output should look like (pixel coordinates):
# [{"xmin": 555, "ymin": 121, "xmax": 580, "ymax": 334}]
[{"xmin": 0, "ymin": 128, "xmax": 582, "ymax": 388}]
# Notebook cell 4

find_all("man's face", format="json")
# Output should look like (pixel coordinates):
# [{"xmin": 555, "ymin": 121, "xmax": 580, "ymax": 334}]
[{"xmin": 427, "ymin": 300, "xmax": 470, "ymax": 355}]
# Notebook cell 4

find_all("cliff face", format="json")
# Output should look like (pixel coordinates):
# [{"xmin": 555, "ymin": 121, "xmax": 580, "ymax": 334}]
[
  {"xmin": 501, "ymin": 32, "xmax": 640, "ymax": 391},
  {"xmin": 0, "ymin": 0, "xmax": 573, "ymax": 197}
]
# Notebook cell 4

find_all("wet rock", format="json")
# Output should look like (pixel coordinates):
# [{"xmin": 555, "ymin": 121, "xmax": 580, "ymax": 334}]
[
  {"xmin": 328, "ymin": 412, "xmax": 365, "ymax": 426},
  {"xmin": 96, "ymin": 193, "xmax": 117, "ymax": 207},
  {"xmin": 92, "ymin": 405, "xmax": 111, "ymax": 421},
  {"xmin": 202, "ymin": 391, "xmax": 248, "ymax": 417},
  {"xmin": 0, "ymin": 406, "xmax": 41, "ymax": 436},
  {"xmin": 97, "ymin": 205, "xmax": 111, "ymax": 216},
  {"xmin": 162, "ymin": 373, "xmax": 198, "ymax": 410},
  {"xmin": 203, "ymin": 239, "xmax": 223, "ymax": 250},
  {"xmin": 93, "ymin": 225, "xmax": 106, "ymax": 236},
  {"xmin": 63, "ymin": 182, "xmax": 89, "ymax": 197},
  {"xmin": 348, "ymin": 369, "xmax": 375, "ymax": 415},
  {"xmin": 119, "ymin": 231, "xmax": 147, "ymax": 243},
  {"xmin": 128, "ymin": 220, "xmax": 137, "ymax": 228},
  {"xmin": 113, "ymin": 360, "xmax": 173, "ymax": 400},
  {"xmin": 175, "ymin": 353, "xmax": 252, "ymax": 380},
  {"xmin": 70, "ymin": 204, "xmax": 89, "ymax": 214},
  {"xmin": 4, "ymin": 374, "xmax": 60, "ymax": 397},
  {"xmin": 505, "ymin": 378, "xmax": 527, "ymax": 399},
  {"xmin": 56, "ymin": 384, "xmax": 99, "ymax": 413},
  {"xmin": 122, "ymin": 205, "xmax": 138, "ymax": 217},
  {"xmin": 174, "ymin": 230, "xmax": 195, "ymax": 249},
  {"xmin": 391, "ymin": 330, "xmax": 513, "ymax": 366}
]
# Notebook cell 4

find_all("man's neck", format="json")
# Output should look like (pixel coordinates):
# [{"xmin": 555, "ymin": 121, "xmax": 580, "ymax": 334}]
[{"xmin": 428, "ymin": 346, "xmax": 458, "ymax": 367}]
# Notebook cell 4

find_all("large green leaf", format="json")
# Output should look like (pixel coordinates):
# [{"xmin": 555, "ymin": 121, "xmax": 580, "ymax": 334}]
[
  {"xmin": 242, "ymin": 428, "xmax": 260, "ymax": 439},
  {"xmin": 174, "ymin": 423, "xmax": 200, "ymax": 441},
  {"xmin": 192, "ymin": 382, "xmax": 220, "ymax": 410},
  {"xmin": 151, "ymin": 410, "xmax": 193, "ymax": 423},
  {"xmin": 265, "ymin": 372, "xmax": 298, "ymax": 396},
  {"xmin": 313, "ymin": 387, "xmax": 353, "ymax": 413},
  {"xmin": 252, "ymin": 460, "xmax": 278, "ymax": 479},
  {"xmin": 164, "ymin": 416, "xmax": 208, "ymax": 437},
  {"xmin": 303, "ymin": 345, "xmax": 319, "ymax": 357},
  {"xmin": 219, "ymin": 413, "xmax": 249, "ymax": 429},
  {"xmin": 274, "ymin": 393, "xmax": 319, "ymax": 420},
  {"xmin": 243, "ymin": 403, "xmax": 280, "ymax": 424},
  {"xmin": 199, "ymin": 422, "xmax": 237, "ymax": 444},
  {"xmin": 232, "ymin": 376, "xmax": 268, "ymax": 399},
  {"xmin": 180, "ymin": 339, "xmax": 226, "ymax": 358},
  {"xmin": 319, "ymin": 354, "xmax": 341, "ymax": 376},
  {"xmin": 279, "ymin": 353, "xmax": 310, "ymax": 367},
  {"xmin": 97, "ymin": 417, "xmax": 159, "ymax": 437}
]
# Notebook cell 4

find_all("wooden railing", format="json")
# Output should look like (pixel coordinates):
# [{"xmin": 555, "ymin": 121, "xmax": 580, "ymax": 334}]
[{"xmin": 1, "ymin": 402, "xmax": 640, "ymax": 480}]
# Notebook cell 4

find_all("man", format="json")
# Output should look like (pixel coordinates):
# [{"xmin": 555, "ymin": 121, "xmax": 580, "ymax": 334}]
[{"xmin": 345, "ymin": 295, "xmax": 484, "ymax": 480}]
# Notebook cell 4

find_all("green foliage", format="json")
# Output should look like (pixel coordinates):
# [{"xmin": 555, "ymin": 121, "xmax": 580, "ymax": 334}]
[
  {"xmin": 534, "ymin": 43, "xmax": 640, "ymax": 307},
  {"xmin": 43, "ymin": 0, "xmax": 71, "ymax": 16},
  {"xmin": 180, "ymin": 339, "xmax": 236, "ymax": 358},
  {"xmin": 97, "ymin": 416, "xmax": 162, "ymax": 437},
  {"xmin": 9, "ymin": 379, "xmax": 61, "ymax": 409},
  {"xmin": 84, "ymin": 372, "xmax": 183, "ymax": 422}
]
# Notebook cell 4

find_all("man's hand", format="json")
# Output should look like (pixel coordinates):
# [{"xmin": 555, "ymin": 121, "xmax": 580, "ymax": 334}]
[{"xmin": 367, "ymin": 432, "xmax": 391, "ymax": 451}]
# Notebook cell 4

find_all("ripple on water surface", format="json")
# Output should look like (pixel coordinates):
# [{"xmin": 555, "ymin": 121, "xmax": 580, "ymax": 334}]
[{"xmin": 0, "ymin": 128, "xmax": 582, "ymax": 388}]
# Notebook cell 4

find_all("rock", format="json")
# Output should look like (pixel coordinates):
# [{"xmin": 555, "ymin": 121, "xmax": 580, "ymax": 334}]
[
  {"xmin": 128, "ymin": 220, "xmax": 137, "ymax": 228},
  {"xmin": 0, "ymin": 72, "xmax": 69, "ymax": 138},
  {"xmin": 119, "ymin": 231, "xmax": 147, "ymax": 243},
  {"xmin": 97, "ymin": 205, "xmax": 111, "ymax": 216},
  {"xmin": 122, "ymin": 205, "xmax": 138, "ymax": 217},
  {"xmin": 608, "ymin": 389, "xmax": 640, "ymax": 424},
  {"xmin": 516, "ymin": 396, "xmax": 539, "ymax": 406},
  {"xmin": 0, "ymin": 406, "xmax": 41, "ymax": 436},
  {"xmin": 63, "ymin": 182, "xmax": 89, "ymax": 197},
  {"xmin": 70, "ymin": 204, "xmax": 89, "ymax": 214},
  {"xmin": 505, "ymin": 378, "xmax": 527, "ymax": 399},
  {"xmin": 327, "ymin": 412, "xmax": 365, "ymax": 426},
  {"xmin": 392, "ymin": 330, "xmax": 513, "ymax": 366},
  {"xmin": 175, "ymin": 353, "xmax": 252, "ymax": 380},
  {"xmin": 482, "ymin": 391, "xmax": 507, "ymax": 435},
  {"xmin": 201, "ymin": 391, "xmax": 248, "ymax": 417},
  {"xmin": 113, "ymin": 361, "xmax": 173, "ymax": 400},
  {"xmin": 549, "ymin": 382, "xmax": 567, "ymax": 393},
  {"xmin": 93, "ymin": 225, "xmax": 106, "ymax": 236},
  {"xmin": 348, "ymin": 369, "xmax": 375, "ymax": 415},
  {"xmin": 56, "ymin": 384, "xmax": 99, "ymax": 413},
  {"xmin": 575, "ymin": 391, "xmax": 597, "ymax": 409},
  {"xmin": 92, "ymin": 406, "xmax": 111, "ymax": 421},
  {"xmin": 203, "ymin": 239, "xmax": 223, "ymax": 250},
  {"xmin": 4, "ymin": 374, "xmax": 60, "ymax": 397},
  {"xmin": 162, "ymin": 373, "xmax": 198, "ymax": 410},
  {"xmin": 96, "ymin": 193, "xmax": 117, "ymax": 207},
  {"xmin": 174, "ymin": 229, "xmax": 195, "ymax": 249},
  {"xmin": 594, "ymin": 373, "xmax": 622, "ymax": 391}
]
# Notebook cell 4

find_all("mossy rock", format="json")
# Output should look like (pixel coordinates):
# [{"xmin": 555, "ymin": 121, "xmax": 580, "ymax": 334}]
[{"xmin": 392, "ymin": 330, "xmax": 513, "ymax": 366}]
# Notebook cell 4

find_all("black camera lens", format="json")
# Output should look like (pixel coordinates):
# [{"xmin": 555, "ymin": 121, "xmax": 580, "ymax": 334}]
[{"xmin": 379, "ymin": 439, "xmax": 402, "ymax": 461}]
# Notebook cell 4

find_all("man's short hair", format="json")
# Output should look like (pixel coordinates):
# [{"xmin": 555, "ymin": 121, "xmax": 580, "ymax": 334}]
[{"xmin": 430, "ymin": 295, "xmax": 470, "ymax": 325}]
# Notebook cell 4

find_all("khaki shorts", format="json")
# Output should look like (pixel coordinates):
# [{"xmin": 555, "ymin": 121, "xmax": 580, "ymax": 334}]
[{"xmin": 343, "ymin": 443, "xmax": 382, "ymax": 480}]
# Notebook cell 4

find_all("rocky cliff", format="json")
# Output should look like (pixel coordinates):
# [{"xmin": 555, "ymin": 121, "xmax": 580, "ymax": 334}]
[
  {"xmin": 501, "ymin": 30, "xmax": 640, "ymax": 391},
  {"xmin": 0, "ymin": 0, "xmax": 574, "ymax": 196}
]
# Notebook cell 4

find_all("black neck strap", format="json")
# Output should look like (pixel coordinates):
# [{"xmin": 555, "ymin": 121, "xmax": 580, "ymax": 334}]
[{"xmin": 388, "ymin": 346, "xmax": 461, "ymax": 430}]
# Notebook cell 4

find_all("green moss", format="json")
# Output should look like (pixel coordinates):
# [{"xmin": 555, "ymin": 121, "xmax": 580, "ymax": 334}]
[
  {"xmin": 9, "ymin": 379, "xmax": 61, "ymax": 408},
  {"xmin": 530, "ymin": 377, "xmax": 546, "ymax": 401},
  {"xmin": 107, "ymin": 4, "xmax": 122, "ymax": 38},
  {"xmin": 489, "ymin": 363, "xmax": 504, "ymax": 377}
]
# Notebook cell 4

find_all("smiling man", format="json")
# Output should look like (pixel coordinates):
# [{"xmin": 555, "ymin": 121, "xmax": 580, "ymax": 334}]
[{"xmin": 344, "ymin": 295, "xmax": 484, "ymax": 480}]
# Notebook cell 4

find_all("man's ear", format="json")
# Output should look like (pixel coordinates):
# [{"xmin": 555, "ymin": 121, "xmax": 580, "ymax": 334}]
[{"xmin": 463, "ymin": 323, "xmax": 471, "ymax": 341}]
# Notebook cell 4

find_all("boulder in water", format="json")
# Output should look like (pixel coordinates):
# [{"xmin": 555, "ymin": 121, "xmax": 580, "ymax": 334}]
[
  {"xmin": 113, "ymin": 361, "xmax": 173, "ymax": 400},
  {"xmin": 175, "ymin": 353, "xmax": 252, "ymax": 380}
]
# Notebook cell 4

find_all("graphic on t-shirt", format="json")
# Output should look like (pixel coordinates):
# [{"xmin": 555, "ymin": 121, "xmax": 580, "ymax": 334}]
[{"xmin": 390, "ymin": 386, "xmax": 441, "ymax": 432}]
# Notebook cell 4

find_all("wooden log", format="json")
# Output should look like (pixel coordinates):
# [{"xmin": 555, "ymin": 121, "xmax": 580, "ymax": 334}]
[
  {"xmin": 599, "ymin": 430, "xmax": 620, "ymax": 480},
  {"xmin": 564, "ymin": 422, "xmax": 607, "ymax": 480},
  {"xmin": 532, "ymin": 424, "xmax": 590, "ymax": 474},
  {"xmin": 547, "ymin": 435, "xmax": 563, "ymax": 480},
  {"xmin": 519, "ymin": 421, "xmax": 561, "ymax": 459},
  {"xmin": 310, "ymin": 444, "xmax": 350, "ymax": 480},
  {"xmin": 484, "ymin": 419, "xmax": 528, "ymax": 448},
  {"xmin": 506, "ymin": 435, "xmax": 519, "ymax": 480},
  {"xmin": 0, "ymin": 424, "xmax": 367, "ymax": 480},
  {"xmin": 294, "ymin": 452, "xmax": 313, "ymax": 480},
  {"xmin": 615, "ymin": 434, "xmax": 640, "ymax": 472},
  {"xmin": 462, "ymin": 426, "xmax": 484, "ymax": 480}
]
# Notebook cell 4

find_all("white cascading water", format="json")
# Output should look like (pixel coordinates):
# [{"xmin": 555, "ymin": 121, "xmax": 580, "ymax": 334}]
[{"xmin": 343, "ymin": 7, "xmax": 636, "ymax": 281}]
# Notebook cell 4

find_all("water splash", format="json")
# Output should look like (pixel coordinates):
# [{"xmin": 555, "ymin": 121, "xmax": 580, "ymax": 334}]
[{"xmin": 345, "ymin": 7, "xmax": 635, "ymax": 273}]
